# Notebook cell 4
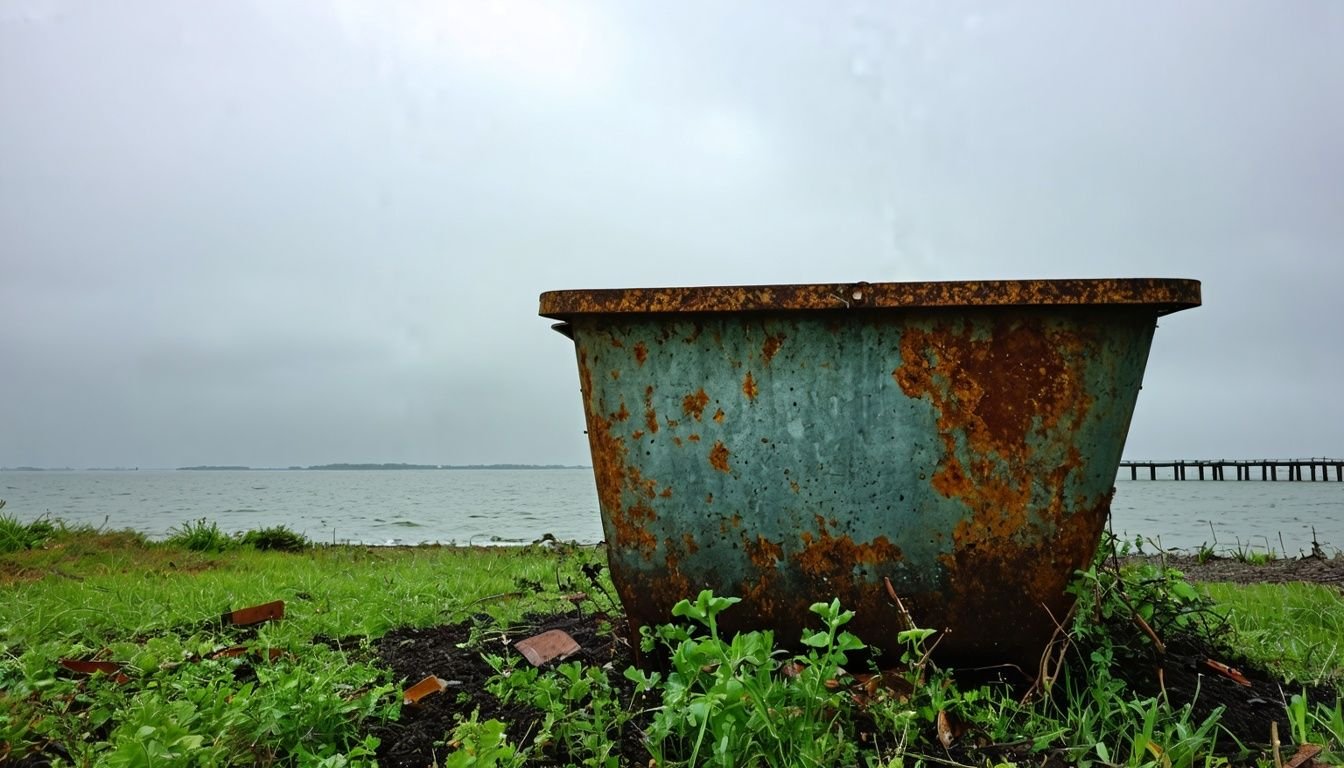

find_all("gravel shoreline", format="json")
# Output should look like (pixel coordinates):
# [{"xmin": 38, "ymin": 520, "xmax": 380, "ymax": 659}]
[{"xmin": 1123, "ymin": 551, "xmax": 1344, "ymax": 588}]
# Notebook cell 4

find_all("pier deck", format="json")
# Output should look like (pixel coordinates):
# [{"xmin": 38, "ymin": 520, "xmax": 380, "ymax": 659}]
[{"xmin": 1119, "ymin": 459, "xmax": 1344, "ymax": 481}]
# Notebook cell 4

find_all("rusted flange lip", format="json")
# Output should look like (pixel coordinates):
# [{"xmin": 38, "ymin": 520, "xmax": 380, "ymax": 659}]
[{"xmin": 539, "ymin": 278, "xmax": 1200, "ymax": 318}]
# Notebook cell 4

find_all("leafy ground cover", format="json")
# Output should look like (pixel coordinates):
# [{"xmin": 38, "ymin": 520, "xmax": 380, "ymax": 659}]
[{"xmin": 1, "ymin": 514, "xmax": 1341, "ymax": 767}]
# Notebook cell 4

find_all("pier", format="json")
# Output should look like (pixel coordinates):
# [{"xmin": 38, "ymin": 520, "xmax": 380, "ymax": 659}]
[{"xmin": 1119, "ymin": 458, "xmax": 1344, "ymax": 481}]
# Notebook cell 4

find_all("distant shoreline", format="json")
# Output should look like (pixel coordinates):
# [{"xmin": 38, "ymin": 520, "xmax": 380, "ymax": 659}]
[
  {"xmin": 182, "ymin": 464, "xmax": 591, "ymax": 471},
  {"xmin": 1, "ymin": 464, "xmax": 591, "ymax": 472}
]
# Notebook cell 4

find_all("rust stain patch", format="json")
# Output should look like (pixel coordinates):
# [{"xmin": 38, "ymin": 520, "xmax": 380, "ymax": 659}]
[
  {"xmin": 643, "ymin": 386, "xmax": 659, "ymax": 434},
  {"xmin": 578, "ymin": 350, "xmax": 657, "ymax": 559},
  {"xmin": 626, "ymin": 465, "xmax": 658, "ymax": 499},
  {"xmin": 761, "ymin": 334, "xmax": 785, "ymax": 363},
  {"xmin": 578, "ymin": 351, "xmax": 624, "ymax": 519},
  {"xmin": 613, "ymin": 402, "xmax": 630, "ymax": 422},
  {"xmin": 713, "ymin": 408, "xmax": 725, "ymax": 423},
  {"xmin": 893, "ymin": 319, "xmax": 1092, "ymax": 455},
  {"xmin": 745, "ymin": 535, "xmax": 783, "ymax": 569},
  {"xmin": 795, "ymin": 530, "xmax": 902, "ymax": 581},
  {"xmin": 709, "ymin": 441, "xmax": 731, "ymax": 473},
  {"xmin": 682, "ymin": 388, "xmax": 710, "ymax": 420},
  {"xmin": 892, "ymin": 317, "xmax": 1104, "ymax": 666},
  {"xmin": 633, "ymin": 341, "xmax": 648, "ymax": 365},
  {"xmin": 742, "ymin": 371, "xmax": 759, "ymax": 401}
]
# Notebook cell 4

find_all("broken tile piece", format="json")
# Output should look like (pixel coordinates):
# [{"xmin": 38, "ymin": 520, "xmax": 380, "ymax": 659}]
[
  {"xmin": 58, "ymin": 659, "xmax": 130, "ymax": 684},
  {"xmin": 513, "ymin": 629, "xmax": 580, "ymax": 667},
  {"xmin": 403, "ymin": 675, "xmax": 449, "ymax": 706},
  {"xmin": 223, "ymin": 600, "xmax": 285, "ymax": 627},
  {"xmin": 210, "ymin": 646, "xmax": 249, "ymax": 659}
]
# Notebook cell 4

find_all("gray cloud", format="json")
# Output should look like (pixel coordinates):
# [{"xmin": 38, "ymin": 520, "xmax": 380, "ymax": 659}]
[{"xmin": 2, "ymin": 1, "xmax": 1341, "ymax": 467}]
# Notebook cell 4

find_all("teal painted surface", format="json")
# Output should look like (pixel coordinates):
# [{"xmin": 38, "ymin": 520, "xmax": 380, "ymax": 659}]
[{"xmin": 568, "ymin": 307, "xmax": 1159, "ymax": 665}]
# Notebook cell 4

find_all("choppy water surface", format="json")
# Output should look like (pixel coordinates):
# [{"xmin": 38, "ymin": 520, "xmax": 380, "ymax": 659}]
[
  {"xmin": 1, "ymin": 470, "xmax": 1340, "ymax": 553},
  {"xmin": 0, "ymin": 469, "xmax": 604, "ymax": 545},
  {"xmin": 1109, "ymin": 478, "xmax": 1343, "ymax": 554}
]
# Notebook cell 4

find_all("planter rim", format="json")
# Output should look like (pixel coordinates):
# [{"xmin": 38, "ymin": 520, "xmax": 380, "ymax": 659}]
[{"xmin": 540, "ymin": 277, "xmax": 1200, "ymax": 319}]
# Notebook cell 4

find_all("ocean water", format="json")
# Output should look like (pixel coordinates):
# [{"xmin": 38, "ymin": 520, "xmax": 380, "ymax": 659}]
[
  {"xmin": 0, "ymin": 469, "xmax": 604, "ymax": 546},
  {"xmin": 1, "ymin": 469, "xmax": 1341, "ymax": 553}
]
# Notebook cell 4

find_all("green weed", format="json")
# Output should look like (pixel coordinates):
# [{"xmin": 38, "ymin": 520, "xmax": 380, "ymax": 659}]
[
  {"xmin": 442, "ymin": 712, "xmax": 527, "ymax": 767},
  {"xmin": 166, "ymin": 517, "xmax": 234, "ymax": 553},
  {"xmin": 1230, "ymin": 537, "xmax": 1278, "ymax": 565},
  {"xmin": 240, "ymin": 525, "xmax": 309, "ymax": 552},
  {"xmin": 0, "ymin": 509, "xmax": 56, "ymax": 554}
]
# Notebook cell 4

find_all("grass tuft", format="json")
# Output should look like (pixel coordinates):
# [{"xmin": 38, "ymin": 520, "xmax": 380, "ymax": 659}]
[
  {"xmin": 239, "ymin": 525, "xmax": 309, "ymax": 552},
  {"xmin": 0, "ymin": 510, "xmax": 56, "ymax": 555},
  {"xmin": 165, "ymin": 518, "xmax": 233, "ymax": 553}
]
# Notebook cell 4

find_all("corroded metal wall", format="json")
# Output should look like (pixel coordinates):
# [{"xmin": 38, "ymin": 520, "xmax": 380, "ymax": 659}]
[{"xmin": 544, "ymin": 280, "xmax": 1199, "ymax": 669}]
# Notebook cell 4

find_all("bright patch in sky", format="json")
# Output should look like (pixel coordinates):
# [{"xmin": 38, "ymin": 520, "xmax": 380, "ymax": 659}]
[
  {"xmin": 689, "ymin": 109, "xmax": 763, "ymax": 160},
  {"xmin": 332, "ymin": 0, "xmax": 606, "ymax": 93}
]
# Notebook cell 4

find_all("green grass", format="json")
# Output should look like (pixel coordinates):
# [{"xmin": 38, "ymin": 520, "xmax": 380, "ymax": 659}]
[
  {"xmin": 1, "ymin": 529, "xmax": 596, "ymax": 645},
  {"xmin": 0, "ymin": 525, "xmax": 602, "ymax": 766},
  {"xmin": 165, "ymin": 517, "xmax": 235, "ymax": 553},
  {"xmin": 1201, "ymin": 581, "xmax": 1344, "ymax": 685},
  {"xmin": 2, "ymin": 523, "xmax": 1342, "ymax": 766}
]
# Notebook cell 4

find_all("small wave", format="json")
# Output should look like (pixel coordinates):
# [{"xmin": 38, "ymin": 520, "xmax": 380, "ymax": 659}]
[{"xmin": 390, "ymin": 520, "xmax": 423, "ymax": 528}]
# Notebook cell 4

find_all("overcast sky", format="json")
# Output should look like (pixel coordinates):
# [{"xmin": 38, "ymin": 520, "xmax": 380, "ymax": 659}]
[{"xmin": 2, "ymin": 1, "xmax": 1341, "ymax": 469}]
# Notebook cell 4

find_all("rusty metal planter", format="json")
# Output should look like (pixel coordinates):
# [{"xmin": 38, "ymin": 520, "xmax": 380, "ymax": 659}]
[{"xmin": 541, "ymin": 279, "xmax": 1200, "ymax": 668}]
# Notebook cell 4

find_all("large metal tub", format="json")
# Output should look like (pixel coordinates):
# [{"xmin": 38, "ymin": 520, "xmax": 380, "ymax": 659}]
[{"xmin": 541, "ymin": 279, "xmax": 1200, "ymax": 668}]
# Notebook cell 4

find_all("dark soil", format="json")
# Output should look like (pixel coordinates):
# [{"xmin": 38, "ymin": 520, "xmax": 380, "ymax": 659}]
[
  {"xmin": 367, "ymin": 609, "xmax": 645, "ymax": 768},
  {"xmin": 364, "ymin": 557, "xmax": 1344, "ymax": 768},
  {"xmin": 1118, "ymin": 633, "xmax": 1339, "ymax": 752}
]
